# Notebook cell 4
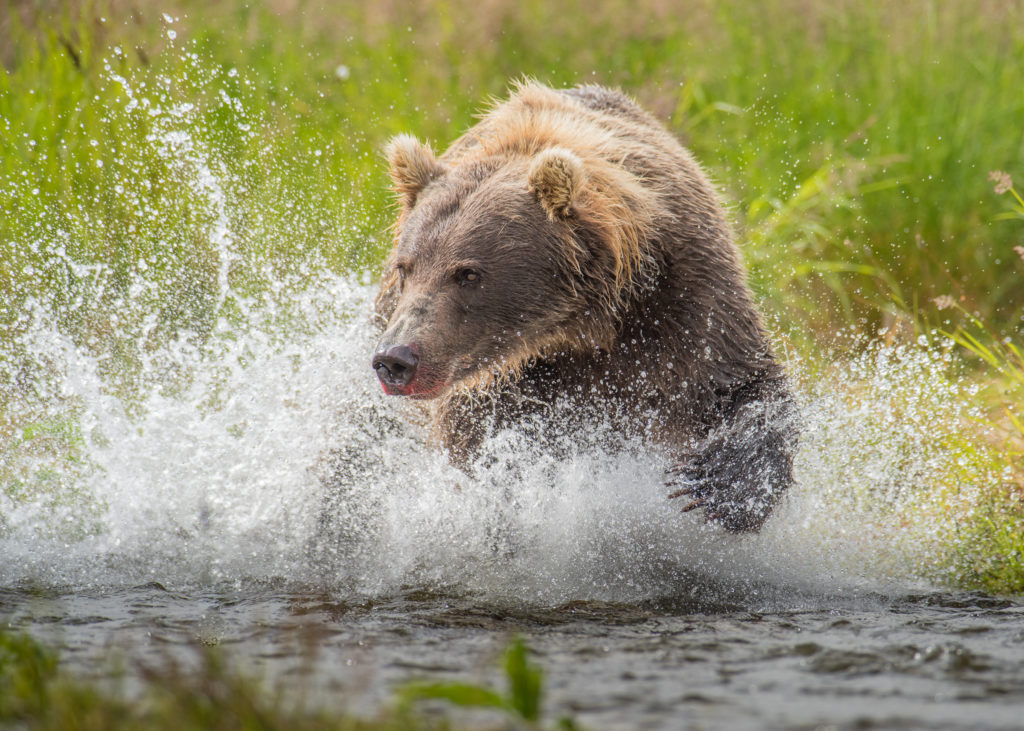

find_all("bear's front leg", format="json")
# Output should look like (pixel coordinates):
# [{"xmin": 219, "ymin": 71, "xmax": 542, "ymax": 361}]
[{"xmin": 667, "ymin": 378, "xmax": 797, "ymax": 532}]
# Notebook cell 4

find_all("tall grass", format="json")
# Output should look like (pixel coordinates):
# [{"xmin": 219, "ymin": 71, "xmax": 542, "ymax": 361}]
[{"xmin": 3, "ymin": 0, "xmax": 1023, "ymax": 336}]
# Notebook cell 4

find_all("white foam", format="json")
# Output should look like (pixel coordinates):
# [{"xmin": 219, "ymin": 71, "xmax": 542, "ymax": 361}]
[{"xmin": 2, "ymin": 268, "xmax": 985, "ymax": 602}]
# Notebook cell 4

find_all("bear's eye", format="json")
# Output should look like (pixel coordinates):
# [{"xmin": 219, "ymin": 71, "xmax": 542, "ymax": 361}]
[
  {"xmin": 456, "ymin": 268, "xmax": 481, "ymax": 287},
  {"xmin": 394, "ymin": 264, "xmax": 406, "ymax": 287}
]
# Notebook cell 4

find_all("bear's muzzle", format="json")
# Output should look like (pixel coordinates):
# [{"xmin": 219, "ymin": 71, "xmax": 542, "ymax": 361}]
[{"xmin": 372, "ymin": 344, "xmax": 419, "ymax": 393}]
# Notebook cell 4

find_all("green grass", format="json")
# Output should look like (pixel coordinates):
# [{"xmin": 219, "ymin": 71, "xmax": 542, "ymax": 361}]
[
  {"xmin": 3, "ymin": 0, "xmax": 1024, "ymax": 337},
  {"xmin": 0, "ymin": 628, "xmax": 569, "ymax": 730},
  {"xmin": 0, "ymin": 628, "xmax": 361, "ymax": 731},
  {"xmin": 1, "ymin": 1, "xmax": 1023, "ymax": 583},
  {"xmin": 399, "ymin": 638, "xmax": 567, "ymax": 728}
]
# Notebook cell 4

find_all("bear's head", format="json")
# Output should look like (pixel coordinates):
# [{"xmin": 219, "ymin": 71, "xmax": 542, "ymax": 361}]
[{"xmin": 372, "ymin": 134, "xmax": 656, "ymax": 399}]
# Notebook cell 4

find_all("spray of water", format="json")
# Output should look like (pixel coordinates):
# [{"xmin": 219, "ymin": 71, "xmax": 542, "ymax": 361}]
[{"xmin": 0, "ymin": 36, "xmax": 995, "ymax": 604}]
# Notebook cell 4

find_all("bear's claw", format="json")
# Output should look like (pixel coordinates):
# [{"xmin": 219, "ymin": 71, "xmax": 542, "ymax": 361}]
[
  {"xmin": 665, "ymin": 452, "xmax": 773, "ymax": 532},
  {"xmin": 678, "ymin": 498, "xmax": 705, "ymax": 513}
]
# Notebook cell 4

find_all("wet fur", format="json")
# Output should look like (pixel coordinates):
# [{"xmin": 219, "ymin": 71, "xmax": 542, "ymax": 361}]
[{"xmin": 377, "ymin": 81, "xmax": 797, "ymax": 532}]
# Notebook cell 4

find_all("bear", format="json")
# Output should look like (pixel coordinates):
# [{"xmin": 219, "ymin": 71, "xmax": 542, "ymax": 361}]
[{"xmin": 371, "ymin": 81, "xmax": 796, "ymax": 532}]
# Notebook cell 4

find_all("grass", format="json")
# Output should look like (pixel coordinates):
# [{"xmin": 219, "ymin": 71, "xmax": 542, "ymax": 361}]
[
  {"xmin": 399, "ymin": 638, "xmax": 566, "ymax": 728},
  {"xmin": 0, "ymin": 628, "xmax": 566, "ymax": 730},
  {"xmin": 1, "ymin": 2, "xmax": 1023, "ymax": 584},
  {"xmin": 3, "ymin": 0, "xmax": 1024, "ymax": 337}
]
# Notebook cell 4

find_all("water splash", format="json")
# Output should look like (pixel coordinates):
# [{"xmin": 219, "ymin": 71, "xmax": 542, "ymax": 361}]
[{"xmin": 0, "ymin": 43, "xmax": 995, "ymax": 604}]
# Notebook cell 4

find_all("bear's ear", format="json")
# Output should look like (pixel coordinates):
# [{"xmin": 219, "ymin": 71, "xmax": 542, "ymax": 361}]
[
  {"xmin": 528, "ymin": 147, "xmax": 585, "ymax": 220},
  {"xmin": 385, "ymin": 134, "xmax": 446, "ymax": 207}
]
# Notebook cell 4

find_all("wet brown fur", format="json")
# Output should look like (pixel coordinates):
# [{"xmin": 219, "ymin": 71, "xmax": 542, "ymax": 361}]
[{"xmin": 375, "ymin": 81, "xmax": 796, "ymax": 532}]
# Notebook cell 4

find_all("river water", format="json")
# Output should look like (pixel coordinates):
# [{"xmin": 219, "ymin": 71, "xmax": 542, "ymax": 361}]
[
  {"xmin": 3, "ymin": 38, "xmax": 1022, "ymax": 730},
  {"xmin": 3, "ymin": 583, "xmax": 1023, "ymax": 729}
]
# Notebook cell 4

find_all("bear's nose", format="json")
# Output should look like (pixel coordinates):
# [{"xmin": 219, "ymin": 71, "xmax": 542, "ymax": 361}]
[{"xmin": 372, "ymin": 344, "xmax": 419, "ymax": 389}]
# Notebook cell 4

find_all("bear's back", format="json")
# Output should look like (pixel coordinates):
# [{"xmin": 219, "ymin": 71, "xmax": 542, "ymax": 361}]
[
  {"xmin": 442, "ymin": 82, "xmax": 678, "ymax": 171},
  {"xmin": 559, "ymin": 85, "xmax": 655, "ymax": 125}
]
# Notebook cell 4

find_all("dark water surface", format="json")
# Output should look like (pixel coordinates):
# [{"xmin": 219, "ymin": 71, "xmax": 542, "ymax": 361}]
[{"xmin": 4, "ymin": 584, "xmax": 1023, "ymax": 730}]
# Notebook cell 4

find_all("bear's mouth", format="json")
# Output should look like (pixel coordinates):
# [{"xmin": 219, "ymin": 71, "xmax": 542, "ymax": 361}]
[
  {"xmin": 398, "ymin": 355, "xmax": 481, "ymax": 399},
  {"xmin": 404, "ymin": 380, "xmax": 449, "ymax": 399},
  {"xmin": 379, "ymin": 373, "xmax": 449, "ymax": 399}
]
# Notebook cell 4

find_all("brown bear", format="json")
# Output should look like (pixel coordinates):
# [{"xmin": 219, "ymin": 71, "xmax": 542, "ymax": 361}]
[{"xmin": 371, "ymin": 81, "xmax": 796, "ymax": 532}]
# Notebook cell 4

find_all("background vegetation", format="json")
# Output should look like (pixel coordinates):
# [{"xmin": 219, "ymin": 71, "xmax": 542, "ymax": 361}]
[{"xmin": 4, "ymin": 0, "xmax": 1023, "ymax": 335}]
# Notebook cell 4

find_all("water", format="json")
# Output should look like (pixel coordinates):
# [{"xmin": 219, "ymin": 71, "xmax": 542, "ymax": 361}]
[
  {"xmin": 4, "ymin": 586, "xmax": 1024, "ymax": 729},
  {"xmin": 2, "ymin": 35, "xmax": 1021, "ymax": 730}
]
